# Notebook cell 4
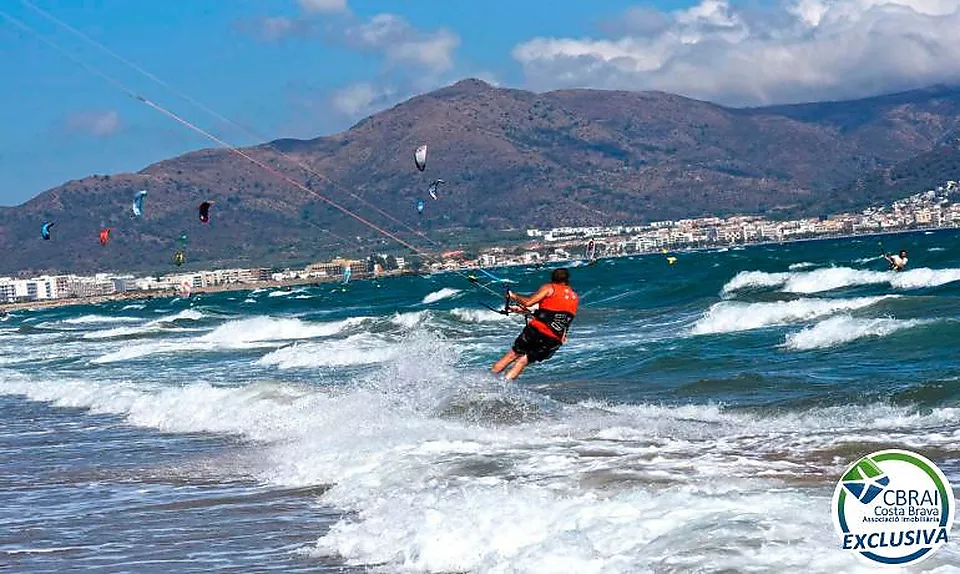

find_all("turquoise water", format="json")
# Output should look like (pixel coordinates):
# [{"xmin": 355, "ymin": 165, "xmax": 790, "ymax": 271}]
[{"xmin": 1, "ymin": 229, "xmax": 959, "ymax": 572}]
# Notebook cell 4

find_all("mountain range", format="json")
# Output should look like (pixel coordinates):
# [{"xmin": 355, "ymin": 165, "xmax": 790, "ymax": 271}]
[{"xmin": 3, "ymin": 79, "xmax": 960, "ymax": 275}]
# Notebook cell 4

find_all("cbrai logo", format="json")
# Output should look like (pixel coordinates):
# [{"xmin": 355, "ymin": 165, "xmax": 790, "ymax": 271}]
[{"xmin": 833, "ymin": 449, "xmax": 955, "ymax": 566}]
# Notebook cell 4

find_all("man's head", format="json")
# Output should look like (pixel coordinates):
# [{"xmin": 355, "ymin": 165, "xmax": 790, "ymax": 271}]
[
  {"xmin": 899, "ymin": 249, "xmax": 908, "ymax": 257},
  {"xmin": 551, "ymin": 268, "xmax": 570, "ymax": 284}
]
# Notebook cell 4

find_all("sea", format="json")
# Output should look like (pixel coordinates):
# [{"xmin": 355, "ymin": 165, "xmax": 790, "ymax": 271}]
[{"xmin": 2, "ymin": 229, "xmax": 959, "ymax": 573}]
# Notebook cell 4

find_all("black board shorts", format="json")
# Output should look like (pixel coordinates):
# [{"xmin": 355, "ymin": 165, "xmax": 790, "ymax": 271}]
[{"xmin": 512, "ymin": 324, "xmax": 562, "ymax": 363}]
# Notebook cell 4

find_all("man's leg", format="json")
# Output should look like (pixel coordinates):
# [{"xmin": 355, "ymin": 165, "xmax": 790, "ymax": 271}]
[
  {"xmin": 505, "ymin": 355, "xmax": 530, "ymax": 380},
  {"xmin": 492, "ymin": 349, "xmax": 519, "ymax": 374}
]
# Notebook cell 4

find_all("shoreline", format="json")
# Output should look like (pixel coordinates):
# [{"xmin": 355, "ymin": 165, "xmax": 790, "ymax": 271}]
[
  {"xmin": 1, "ymin": 225, "xmax": 951, "ymax": 315},
  {"xmin": 471, "ymin": 225, "xmax": 955, "ymax": 274},
  {"xmin": 0, "ymin": 272, "xmax": 408, "ymax": 314}
]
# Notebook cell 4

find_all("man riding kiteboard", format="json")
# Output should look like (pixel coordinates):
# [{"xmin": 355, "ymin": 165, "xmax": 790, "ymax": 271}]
[
  {"xmin": 884, "ymin": 249, "xmax": 909, "ymax": 272},
  {"xmin": 491, "ymin": 268, "xmax": 578, "ymax": 380}
]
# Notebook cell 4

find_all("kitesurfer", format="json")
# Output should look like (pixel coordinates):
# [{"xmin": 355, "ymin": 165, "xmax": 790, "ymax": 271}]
[
  {"xmin": 491, "ymin": 268, "xmax": 578, "ymax": 380},
  {"xmin": 884, "ymin": 249, "xmax": 909, "ymax": 272},
  {"xmin": 428, "ymin": 179, "xmax": 445, "ymax": 200}
]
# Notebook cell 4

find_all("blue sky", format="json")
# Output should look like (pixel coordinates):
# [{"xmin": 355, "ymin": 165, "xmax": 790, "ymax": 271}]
[{"xmin": 1, "ymin": 0, "xmax": 957, "ymax": 205}]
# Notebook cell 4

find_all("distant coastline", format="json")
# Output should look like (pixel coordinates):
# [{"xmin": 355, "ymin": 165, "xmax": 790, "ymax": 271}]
[
  {"xmin": 0, "ymin": 271, "xmax": 401, "ymax": 314},
  {"xmin": 3, "ymin": 226, "xmax": 950, "ymax": 315},
  {"xmin": 489, "ymin": 225, "xmax": 954, "ymax": 274}
]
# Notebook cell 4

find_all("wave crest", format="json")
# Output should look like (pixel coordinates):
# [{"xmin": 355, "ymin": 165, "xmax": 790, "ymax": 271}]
[
  {"xmin": 784, "ymin": 316, "xmax": 931, "ymax": 350},
  {"xmin": 722, "ymin": 266, "xmax": 960, "ymax": 295},
  {"xmin": 691, "ymin": 296, "xmax": 893, "ymax": 335}
]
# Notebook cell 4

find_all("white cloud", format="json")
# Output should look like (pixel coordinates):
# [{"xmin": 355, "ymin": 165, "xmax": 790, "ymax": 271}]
[
  {"xmin": 249, "ymin": 9, "xmax": 459, "ymax": 73},
  {"xmin": 64, "ymin": 110, "xmax": 122, "ymax": 137},
  {"xmin": 330, "ymin": 82, "xmax": 397, "ymax": 117},
  {"xmin": 244, "ymin": 0, "xmax": 347, "ymax": 42},
  {"xmin": 472, "ymin": 71, "xmax": 501, "ymax": 87},
  {"xmin": 315, "ymin": 12, "xmax": 462, "ymax": 123},
  {"xmin": 320, "ymin": 71, "xmax": 499, "ymax": 125},
  {"xmin": 343, "ymin": 14, "xmax": 460, "ymax": 72},
  {"xmin": 297, "ymin": 0, "xmax": 348, "ymax": 13},
  {"xmin": 258, "ymin": 6, "xmax": 463, "ymax": 130},
  {"xmin": 512, "ymin": 0, "xmax": 960, "ymax": 106},
  {"xmin": 259, "ymin": 16, "xmax": 297, "ymax": 40},
  {"xmin": 240, "ymin": 15, "xmax": 316, "ymax": 42}
]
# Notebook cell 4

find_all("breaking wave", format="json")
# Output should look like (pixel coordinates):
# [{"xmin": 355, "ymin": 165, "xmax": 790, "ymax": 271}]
[
  {"xmin": 722, "ymin": 267, "xmax": 960, "ymax": 295},
  {"xmin": 784, "ymin": 316, "xmax": 932, "ymax": 350},
  {"xmin": 691, "ymin": 296, "xmax": 894, "ymax": 335},
  {"xmin": 423, "ymin": 288, "xmax": 461, "ymax": 304}
]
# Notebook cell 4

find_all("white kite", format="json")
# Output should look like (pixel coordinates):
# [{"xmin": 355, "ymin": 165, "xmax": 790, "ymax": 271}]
[{"xmin": 414, "ymin": 144, "xmax": 427, "ymax": 172}]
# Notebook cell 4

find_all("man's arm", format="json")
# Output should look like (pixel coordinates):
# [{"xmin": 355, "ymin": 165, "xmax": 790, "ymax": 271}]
[{"xmin": 508, "ymin": 285, "xmax": 553, "ymax": 308}]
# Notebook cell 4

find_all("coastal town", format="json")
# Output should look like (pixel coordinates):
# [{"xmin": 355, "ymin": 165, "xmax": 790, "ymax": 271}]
[{"xmin": 2, "ymin": 180, "xmax": 958, "ymax": 307}]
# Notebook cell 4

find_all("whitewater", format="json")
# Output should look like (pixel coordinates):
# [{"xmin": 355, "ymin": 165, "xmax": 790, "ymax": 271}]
[{"xmin": 2, "ymin": 229, "xmax": 959, "ymax": 573}]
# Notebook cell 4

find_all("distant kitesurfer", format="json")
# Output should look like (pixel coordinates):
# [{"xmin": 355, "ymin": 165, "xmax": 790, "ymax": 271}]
[
  {"xmin": 884, "ymin": 249, "xmax": 908, "ymax": 272},
  {"xmin": 491, "ymin": 268, "xmax": 578, "ymax": 380}
]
